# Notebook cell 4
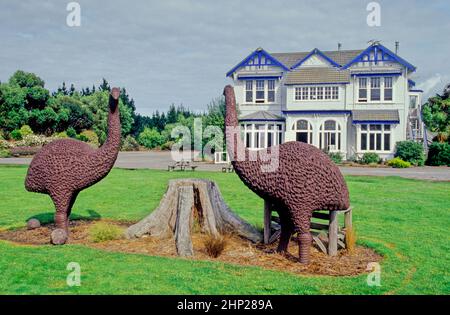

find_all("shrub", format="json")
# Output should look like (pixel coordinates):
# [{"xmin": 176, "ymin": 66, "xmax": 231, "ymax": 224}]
[
  {"xmin": 54, "ymin": 131, "xmax": 68, "ymax": 139},
  {"xmin": 160, "ymin": 141, "xmax": 174, "ymax": 151},
  {"xmin": 89, "ymin": 222, "xmax": 124, "ymax": 243},
  {"xmin": 138, "ymin": 127, "xmax": 164, "ymax": 149},
  {"xmin": 0, "ymin": 149, "xmax": 11, "ymax": 158},
  {"xmin": 328, "ymin": 152, "xmax": 343, "ymax": 164},
  {"xmin": 19, "ymin": 134, "xmax": 52, "ymax": 147},
  {"xmin": 395, "ymin": 141, "xmax": 425, "ymax": 166},
  {"xmin": 121, "ymin": 135, "xmax": 140, "ymax": 151},
  {"xmin": 203, "ymin": 234, "xmax": 227, "ymax": 258},
  {"xmin": 19, "ymin": 125, "xmax": 33, "ymax": 137},
  {"xmin": 76, "ymin": 134, "xmax": 89, "ymax": 142},
  {"xmin": 387, "ymin": 157, "xmax": 411, "ymax": 168},
  {"xmin": 66, "ymin": 127, "xmax": 77, "ymax": 138},
  {"xmin": 80, "ymin": 130, "xmax": 99, "ymax": 147},
  {"xmin": 426, "ymin": 142, "xmax": 450, "ymax": 166},
  {"xmin": 361, "ymin": 152, "xmax": 380, "ymax": 165},
  {"xmin": 10, "ymin": 129, "xmax": 23, "ymax": 141},
  {"xmin": 0, "ymin": 140, "xmax": 11, "ymax": 150}
]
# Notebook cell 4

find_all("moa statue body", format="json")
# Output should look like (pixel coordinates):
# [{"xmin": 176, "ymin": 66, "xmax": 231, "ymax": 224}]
[
  {"xmin": 25, "ymin": 88, "xmax": 121, "ymax": 243},
  {"xmin": 224, "ymin": 85, "xmax": 349, "ymax": 263}
]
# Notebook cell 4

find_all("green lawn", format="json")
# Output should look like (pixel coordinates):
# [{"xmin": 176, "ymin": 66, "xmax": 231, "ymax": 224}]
[{"xmin": 0, "ymin": 165, "xmax": 449, "ymax": 294}]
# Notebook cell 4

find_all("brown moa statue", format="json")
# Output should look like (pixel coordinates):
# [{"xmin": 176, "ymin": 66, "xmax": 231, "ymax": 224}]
[
  {"xmin": 224, "ymin": 85, "xmax": 349, "ymax": 264},
  {"xmin": 25, "ymin": 88, "xmax": 121, "ymax": 244}
]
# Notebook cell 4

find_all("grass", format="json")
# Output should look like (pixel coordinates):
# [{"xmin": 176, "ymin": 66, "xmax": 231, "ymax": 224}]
[{"xmin": 0, "ymin": 165, "xmax": 449, "ymax": 294}]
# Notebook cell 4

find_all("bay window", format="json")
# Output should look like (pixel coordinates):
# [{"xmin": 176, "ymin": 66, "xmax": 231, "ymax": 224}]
[
  {"xmin": 242, "ymin": 123, "xmax": 284, "ymax": 149},
  {"xmin": 245, "ymin": 79, "xmax": 277, "ymax": 103},
  {"xmin": 360, "ymin": 124, "xmax": 392, "ymax": 152},
  {"xmin": 358, "ymin": 77, "xmax": 394, "ymax": 102},
  {"xmin": 293, "ymin": 119, "xmax": 313, "ymax": 144}
]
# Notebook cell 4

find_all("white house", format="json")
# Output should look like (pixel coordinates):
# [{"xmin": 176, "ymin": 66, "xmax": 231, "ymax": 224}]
[{"xmin": 226, "ymin": 42, "xmax": 424, "ymax": 160}]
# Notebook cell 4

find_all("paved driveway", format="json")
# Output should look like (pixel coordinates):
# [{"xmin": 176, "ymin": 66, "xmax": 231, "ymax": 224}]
[{"xmin": 1, "ymin": 151, "xmax": 449, "ymax": 181}]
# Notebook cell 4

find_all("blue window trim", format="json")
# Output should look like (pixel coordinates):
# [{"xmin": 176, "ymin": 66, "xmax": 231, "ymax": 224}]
[
  {"xmin": 284, "ymin": 82, "xmax": 350, "ymax": 86},
  {"xmin": 226, "ymin": 48, "xmax": 290, "ymax": 77},
  {"xmin": 237, "ymin": 75, "xmax": 282, "ymax": 80},
  {"xmin": 408, "ymin": 79, "xmax": 416, "ymax": 87},
  {"xmin": 351, "ymin": 72, "xmax": 402, "ymax": 77},
  {"xmin": 352, "ymin": 120, "xmax": 399, "ymax": 124},
  {"xmin": 342, "ymin": 44, "xmax": 416, "ymax": 72},
  {"xmin": 290, "ymin": 48, "xmax": 341, "ymax": 69},
  {"xmin": 282, "ymin": 110, "xmax": 351, "ymax": 115},
  {"xmin": 410, "ymin": 89, "xmax": 424, "ymax": 93}
]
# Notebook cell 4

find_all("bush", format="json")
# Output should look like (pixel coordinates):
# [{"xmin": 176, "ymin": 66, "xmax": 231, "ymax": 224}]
[
  {"xmin": 10, "ymin": 129, "xmax": 23, "ymax": 141},
  {"xmin": 160, "ymin": 141, "xmax": 174, "ymax": 151},
  {"xmin": 426, "ymin": 142, "xmax": 450, "ymax": 166},
  {"xmin": 18, "ymin": 134, "xmax": 52, "ymax": 147},
  {"xmin": 19, "ymin": 125, "xmax": 33, "ymax": 137},
  {"xmin": 66, "ymin": 127, "xmax": 77, "ymax": 138},
  {"xmin": 395, "ymin": 141, "xmax": 425, "ymax": 166},
  {"xmin": 10, "ymin": 146, "xmax": 41, "ymax": 157},
  {"xmin": 138, "ymin": 127, "xmax": 164, "ymax": 149},
  {"xmin": 361, "ymin": 152, "xmax": 380, "ymax": 165},
  {"xmin": 387, "ymin": 157, "xmax": 411, "ymax": 168},
  {"xmin": 89, "ymin": 222, "xmax": 124, "ymax": 243},
  {"xmin": 54, "ymin": 131, "xmax": 68, "ymax": 139},
  {"xmin": 80, "ymin": 130, "xmax": 99, "ymax": 147},
  {"xmin": 121, "ymin": 135, "xmax": 140, "ymax": 151},
  {"xmin": 328, "ymin": 152, "xmax": 343, "ymax": 164},
  {"xmin": 76, "ymin": 134, "xmax": 89, "ymax": 142},
  {"xmin": 0, "ymin": 149, "xmax": 11, "ymax": 158},
  {"xmin": 203, "ymin": 234, "xmax": 227, "ymax": 258}
]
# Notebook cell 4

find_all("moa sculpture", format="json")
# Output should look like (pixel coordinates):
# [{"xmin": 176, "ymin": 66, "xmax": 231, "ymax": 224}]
[
  {"xmin": 25, "ymin": 88, "xmax": 121, "ymax": 244},
  {"xmin": 224, "ymin": 85, "xmax": 350, "ymax": 263}
]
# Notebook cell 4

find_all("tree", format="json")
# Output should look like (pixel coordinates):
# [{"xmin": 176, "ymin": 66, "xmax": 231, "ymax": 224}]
[
  {"xmin": 138, "ymin": 127, "xmax": 164, "ymax": 148},
  {"xmin": 422, "ymin": 85, "xmax": 450, "ymax": 142},
  {"xmin": 9, "ymin": 70, "xmax": 45, "ymax": 88},
  {"xmin": 0, "ymin": 83, "xmax": 28, "ymax": 131}
]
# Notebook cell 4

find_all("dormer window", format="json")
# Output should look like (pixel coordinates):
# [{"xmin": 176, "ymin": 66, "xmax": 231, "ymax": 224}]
[{"xmin": 244, "ymin": 79, "xmax": 277, "ymax": 104}]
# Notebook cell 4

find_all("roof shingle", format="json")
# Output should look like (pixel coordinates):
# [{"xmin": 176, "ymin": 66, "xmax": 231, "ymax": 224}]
[{"xmin": 285, "ymin": 68, "xmax": 350, "ymax": 85}]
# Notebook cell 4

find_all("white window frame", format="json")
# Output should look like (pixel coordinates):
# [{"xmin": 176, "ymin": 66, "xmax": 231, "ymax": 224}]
[
  {"xmin": 245, "ymin": 80, "xmax": 253, "ymax": 103},
  {"xmin": 293, "ymin": 85, "xmax": 339, "ymax": 101},
  {"xmin": 357, "ymin": 76, "xmax": 395, "ymax": 104},
  {"xmin": 319, "ymin": 120, "xmax": 342, "ymax": 151},
  {"xmin": 359, "ymin": 124, "xmax": 392, "ymax": 152},
  {"xmin": 267, "ymin": 79, "xmax": 275, "ymax": 103},
  {"xmin": 242, "ymin": 123, "xmax": 284, "ymax": 149},
  {"xmin": 293, "ymin": 119, "xmax": 313, "ymax": 144},
  {"xmin": 255, "ymin": 80, "xmax": 265, "ymax": 103}
]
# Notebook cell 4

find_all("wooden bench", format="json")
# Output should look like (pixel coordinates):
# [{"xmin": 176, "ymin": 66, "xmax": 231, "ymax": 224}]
[
  {"xmin": 221, "ymin": 165, "xmax": 234, "ymax": 173},
  {"xmin": 168, "ymin": 161, "xmax": 198, "ymax": 172},
  {"xmin": 263, "ymin": 201, "xmax": 352, "ymax": 256}
]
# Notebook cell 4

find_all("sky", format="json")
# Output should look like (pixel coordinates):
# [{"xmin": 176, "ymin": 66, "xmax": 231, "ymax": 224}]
[{"xmin": 1, "ymin": 0, "xmax": 449, "ymax": 115}]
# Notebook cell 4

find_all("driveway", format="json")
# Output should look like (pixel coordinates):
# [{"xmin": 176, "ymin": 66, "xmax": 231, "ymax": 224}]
[{"xmin": 1, "ymin": 151, "xmax": 449, "ymax": 181}]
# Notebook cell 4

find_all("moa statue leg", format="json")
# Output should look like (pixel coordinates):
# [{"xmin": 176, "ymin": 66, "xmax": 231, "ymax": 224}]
[
  {"xmin": 51, "ymin": 191, "xmax": 72, "ymax": 232},
  {"xmin": 276, "ymin": 209, "xmax": 293, "ymax": 253},
  {"xmin": 292, "ymin": 208, "xmax": 313, "ymax": 264}
]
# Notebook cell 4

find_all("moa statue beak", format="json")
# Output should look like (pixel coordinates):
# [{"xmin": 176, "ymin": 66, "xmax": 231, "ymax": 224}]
[{"xmin": 109, "ymin": 87, "xmax": 120, "ymax": 112}]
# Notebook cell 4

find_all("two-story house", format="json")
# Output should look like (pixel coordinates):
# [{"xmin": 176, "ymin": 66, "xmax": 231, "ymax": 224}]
[{"xmin": 226, "ymin": 42, "xmax": 423, "ymax": 160}]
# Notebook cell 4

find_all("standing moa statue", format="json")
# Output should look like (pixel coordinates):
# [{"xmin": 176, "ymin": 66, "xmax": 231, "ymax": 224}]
[
  {"xmin": 223, "ymin": 85, "xmax": 350, "ymax": 264},
  {"xmin": 25, "ymin": 88, "xmax": 122, "ymax": 244}
]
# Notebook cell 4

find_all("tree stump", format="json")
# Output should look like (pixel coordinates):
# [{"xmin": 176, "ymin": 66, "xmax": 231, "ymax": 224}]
[{"xmin": 125, "ymin": 179, "xmax": 263, "ymax": 256}]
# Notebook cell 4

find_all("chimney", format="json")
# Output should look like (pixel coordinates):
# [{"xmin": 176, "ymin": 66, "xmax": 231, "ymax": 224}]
[
  {"xmin": 395, "ymin": 41, "xmax": 399, "ymax": 55},
  {"xmin": 338, "ymin": 43, "xmax": 342, "ymax": 51}
]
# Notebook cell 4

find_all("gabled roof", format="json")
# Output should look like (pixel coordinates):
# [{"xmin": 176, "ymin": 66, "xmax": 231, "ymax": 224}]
[
  {"xmin": 290, "ymin": 48, "xmax": 341, "ymax": 69},
  {"xmin": 239, "ymin": 111, "xmax": 284, "ymax": 121},
  {"xmin": 285, "ymin": 68, "xmax": 350, "ymax": 85},
  {"xmin": 272, "ymin": 49, "xmax": 363, "ymax": 68},
  {"xmin": 226, "ymin": 48, "xmax": 289, "ymax": 77},
  {"xmin": 342, "ymin": 44, "xmax": 416, "ymax": 71}
]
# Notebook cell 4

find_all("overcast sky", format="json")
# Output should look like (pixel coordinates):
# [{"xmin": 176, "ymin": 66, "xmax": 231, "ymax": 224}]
[{"xmin": 1, "ymin": 0, "xmax": 449, "ymax": 115}]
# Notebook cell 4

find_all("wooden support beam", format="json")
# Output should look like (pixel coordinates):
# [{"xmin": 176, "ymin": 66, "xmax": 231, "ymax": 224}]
[
  {"xmin": 312, "ymin": 212, "xmax": 330, "ymax": 220},
  {"xmin": 344, "ymin": 208, "xmax": 353, "ymax": 229},
  {"xmin": 328, "ymin": 211, "xmax": 338, "ymax": 256},
  {"xmin": 263, "ymin": 200, "xmax": 272, "ymax": 244}
]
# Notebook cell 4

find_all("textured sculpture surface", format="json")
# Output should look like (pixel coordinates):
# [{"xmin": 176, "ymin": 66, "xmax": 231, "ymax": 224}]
[
  {"xmin": 224, "ymin": 85, "xmax": 350, "ymax": 263},
  {"xmin": 25, "ymin": 88, "xmax": 121, "ymax": 243}
]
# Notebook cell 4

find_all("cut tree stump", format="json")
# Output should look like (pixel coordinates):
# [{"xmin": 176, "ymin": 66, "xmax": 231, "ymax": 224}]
[{"xmin": 125, "ymin": 179, "xmax": 263, "ymax": 256}]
